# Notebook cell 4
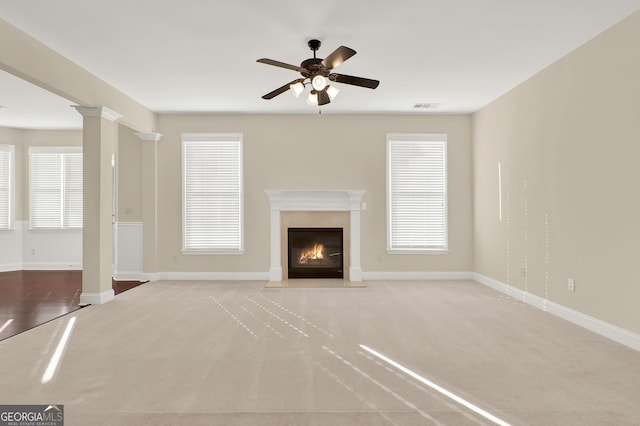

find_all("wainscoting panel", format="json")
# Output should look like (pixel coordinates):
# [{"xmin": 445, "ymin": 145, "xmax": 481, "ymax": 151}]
[
  {"xmin": 113, "ymin": 222, "xmax": 143, "ymax": 280},
  {"xmin": 22, "ymin": 221, "xmax": 82, "ymax": 270},
  {"xmin": 0, "ymin": 221, "xmax": 23, "ymax": 272}
]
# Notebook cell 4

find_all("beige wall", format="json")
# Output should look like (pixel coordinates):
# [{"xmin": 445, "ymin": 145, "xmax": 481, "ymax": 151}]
[
  {"xmin": 156, "ymin": 114, "xmax": 473, "ymax": 274},
  {"xmin": 117, "ymin": 125, "xmax": 143, "ymax": 222},
  {"xmin": 473, "ymin": 11, "xmax": 640, "ymax": 334}
]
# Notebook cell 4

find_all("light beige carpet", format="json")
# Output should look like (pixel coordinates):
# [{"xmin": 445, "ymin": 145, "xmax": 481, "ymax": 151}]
[
  {"xmin": 265, "ymin": 279, "xmax": 367, "ymax": 288},
  {"xmin": 0, "ymin": 280, "xmax": 638, "ymax": 425}
]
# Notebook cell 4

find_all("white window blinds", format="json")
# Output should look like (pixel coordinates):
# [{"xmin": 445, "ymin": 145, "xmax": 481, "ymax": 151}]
[
  {"xmin": 182, "ymin": 134, "xmax": 243, "ymax": 253},
  {"xmin": 29, "ymin": 147, "xmax": 83, "ymax": 230},
  {"xmin": 0, "ymin": 145, "xmax": 14, "ymax": 230},
  {"xmin": 387, "ymin": 134, "xmax": 447, "ymax": 251}
]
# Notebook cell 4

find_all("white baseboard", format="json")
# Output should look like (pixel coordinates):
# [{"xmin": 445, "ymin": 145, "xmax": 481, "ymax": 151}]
[
  {"xmin": 473, "ymin": 273, "xmax": 640, "ymax": 352},
  {"xmin": 269, "ymin": 267, "xmax": 283, "ymax": 282},
  {"xmin": 362, "ymin": 271, "xmax": 474, "ymax": 281},
  {"xmin": 113, "ymin": 271, "xmax": 144, "ymax": 281},
  {"xmin": 79, "ymin": 289, "xmax": 115, "ymax": 306},
  {"xmin": 349, "ymin": 266, "xmax": 363, "ymax": 282},
  {"xmin": 158, "ymin": 272, "xmax": 270, "ymax": 281},
  {"xmin": 140, "ymin": 273, "xmax": 160, "ymax": 282},
  {"xmin": 22, "ymin": 262, "xmax": 81, "ymax": 270},
  {"xmin": 0, "ymin": 263, "xmax": 23, "ymax": 272}
]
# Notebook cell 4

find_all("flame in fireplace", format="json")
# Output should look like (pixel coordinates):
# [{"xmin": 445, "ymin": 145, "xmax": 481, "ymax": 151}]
[{"xmin": 299, "ymin": 243, "xmax": 324, "ymax": 264}]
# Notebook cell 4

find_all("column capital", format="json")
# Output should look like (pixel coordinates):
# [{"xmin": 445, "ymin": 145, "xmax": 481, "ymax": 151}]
[
  {"xmin": 72, "ymin": 105, "xmax": 122, "ymax": 122},
  {"xmin": 135, "ymin": 132, "xmax": 163, "ymax": 142}
]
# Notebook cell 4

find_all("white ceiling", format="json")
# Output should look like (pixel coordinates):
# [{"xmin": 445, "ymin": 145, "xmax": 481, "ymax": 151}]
[{"xmin": 1, "ymin": 0, "xmax": 639, "ymax": 129}]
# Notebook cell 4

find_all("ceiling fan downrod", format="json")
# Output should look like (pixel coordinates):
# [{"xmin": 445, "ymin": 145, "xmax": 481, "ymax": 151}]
[{"xmin": 308, "ymin": 39, "xmax": 321, "ymax": 59}]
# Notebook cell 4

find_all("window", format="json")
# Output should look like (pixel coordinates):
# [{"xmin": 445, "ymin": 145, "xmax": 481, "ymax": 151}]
[
  {"xmin": 29, "ymin": 147, "xmax": 83, "ymax": 230},
  {"xmin": 387, "ymin": 134, "xmax": 447, "ymax": 252},
  {"xmin": 182, "ymin": 134, "xmax": 243, "ymax": 253},
  {"xmin": 0, "ymin": 144, "xmax": 14, "ymax": 230}
]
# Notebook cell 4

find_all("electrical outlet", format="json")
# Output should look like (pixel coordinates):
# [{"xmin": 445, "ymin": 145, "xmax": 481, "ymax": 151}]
[
  {"xmin": 568, "ymin": 278, "xmax": 575, "ymax": 292},
  {"xmin": 31, "ymin": 248, "xmax": 36, "ymax": 255}
]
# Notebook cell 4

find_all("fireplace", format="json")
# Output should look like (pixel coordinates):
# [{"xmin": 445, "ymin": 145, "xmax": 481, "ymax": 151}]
[
  {"xmin": 265, "ymin": 189, "xmax": 365, "ymax": 282},
  {"xmin": 288, "ymin": 228, "xmax": 344, "ymax": 279}
]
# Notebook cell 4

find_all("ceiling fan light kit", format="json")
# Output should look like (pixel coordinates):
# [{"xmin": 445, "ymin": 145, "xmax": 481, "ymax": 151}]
[
  {"xmin": 290, "ymin": 81, "xmax": 305, "ymax": 97},
  {"xmin": 257, "ymin": 39, "xmax": 379, "ymax": 107},
  {"xmin": 306, "ymin": 91, "xmax": 318, "ymax": 106},
  {"xmin": 326, "ymin": 85, "xmax": 340, "ymax": 100},
  {"xmin": 311, "ymin": 75, "xmax": 327, "ymax": 91}
]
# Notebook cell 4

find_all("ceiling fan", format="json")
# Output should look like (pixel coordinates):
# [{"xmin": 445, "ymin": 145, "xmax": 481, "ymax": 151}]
[{"xmin": 257, "ymin": 39, "xmax": 380, "ymax": 106}]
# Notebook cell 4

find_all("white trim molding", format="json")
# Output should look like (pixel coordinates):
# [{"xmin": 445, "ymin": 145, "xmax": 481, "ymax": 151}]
[
  {"xmin": 23, "ymin": 262, "xmax": 81, "ymax": 270},
  {"xmin": 135, "ymin": 132, "xmax": 163, "ymax": 143},
  {"xmin": 140, "ymin": 272, "xmax": 160, "ymax": 282},
  {"xmin": 0, "ymin": 263, "xmax": 22, "ymax": 273},
  {"xmin": 473, "ymin": 273, "xmax": 640, "ymax": 352},
  {"xmin": 72, "ymin": 105, "xmax": 122, "ymax": 122},
  {"xmin": 79, "ymin": 289, "xmax": 115, "ymax": 306},
  {"xmin": 265, "ymin": 189, "xmax": 365, "ymax": 282}
]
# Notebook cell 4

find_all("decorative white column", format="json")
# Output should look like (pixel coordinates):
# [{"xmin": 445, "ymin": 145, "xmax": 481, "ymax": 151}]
[
  {"xmin": 74, "ymin": 106, "xmax": 122, "ymax": 305},
  {"xmin": 269, "ymin": 209, "xmax": 282, "ymax": 281},
  {"xmin": 136, "ymin": 132, "xmax": 162, "ymax": 281},
  {"xmin": 265, "ymin": 190, "xmax": 365, "ymax": 282},
  {"xmin": 348, "ymin": 192, "xmax": 363, "ymax": 281}
]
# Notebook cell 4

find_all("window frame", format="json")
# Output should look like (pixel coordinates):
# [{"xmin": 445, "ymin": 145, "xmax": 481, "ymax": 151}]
[
  {"xmin": 28, "ymin": 146, "xmax": 83, "ymax": 231},
  {"xmin": 181, "ymin": 133, "xmax": 244, "ymax": 255},
  {"xmin": 386, "ymin": 133, "xmax": 448, "ymax": 254},
  {"xmin": 0, "ymin": 144, "xmax": 15, "ymax": 231}
]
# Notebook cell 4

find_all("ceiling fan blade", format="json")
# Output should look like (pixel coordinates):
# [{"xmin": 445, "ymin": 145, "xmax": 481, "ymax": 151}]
[
  {"xmin": 321, "ymin": 46, "xmax": 357, "ymax": 70},
  {"xmin": 261, "ymin": 80, "xmax": 301, "ymax": 100},
  {"xmin": 317, "ymin": 90, "xmax": 330, "ymax": 106},
  {"xmin": 257, "ymin": 58, "xmax": 304, "ymax": 73},
  {"xmin": 330, "ymin": 73, "xmax": 380, "ymax": 89}
]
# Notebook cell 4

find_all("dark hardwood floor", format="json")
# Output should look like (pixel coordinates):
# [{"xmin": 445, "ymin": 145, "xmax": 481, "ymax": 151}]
[{"xmin": 0, "ymin": 271, "xmax": 145, "ymax": 341}]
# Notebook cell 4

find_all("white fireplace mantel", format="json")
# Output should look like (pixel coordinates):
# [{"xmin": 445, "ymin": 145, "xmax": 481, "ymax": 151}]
[{"xmin": 265, "ymin": 190, "xmax": 365, "ymax": 282}]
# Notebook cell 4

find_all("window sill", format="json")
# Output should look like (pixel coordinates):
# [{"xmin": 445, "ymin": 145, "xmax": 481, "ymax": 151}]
[
  {"xmin": 182, "ymin": 249, "xmax": 244, "ymax": 256},
  {"xmin": 28, "ymin": 228, "xmax": 83, "ymax": 232},
  {"xmin": 387, "ymin": 249, "xmax": 449, "ymax": 255}
]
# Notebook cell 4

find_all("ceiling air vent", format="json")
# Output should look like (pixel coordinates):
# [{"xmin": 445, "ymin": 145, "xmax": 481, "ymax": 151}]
[{"xmin": 413, "ymin": 103, "xmax": 441, "ymax": 109}]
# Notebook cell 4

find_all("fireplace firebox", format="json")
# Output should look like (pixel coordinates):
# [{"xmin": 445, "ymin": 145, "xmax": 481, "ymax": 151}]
[{"xmin": 287, "ymin": 228, "xmax": 343, "ymax": 279}]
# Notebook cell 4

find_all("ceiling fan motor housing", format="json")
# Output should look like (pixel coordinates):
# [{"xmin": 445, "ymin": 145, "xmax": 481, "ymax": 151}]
[{"xmin": 300, "ymin": 58, "xmax": 326, "ymax": 78}]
